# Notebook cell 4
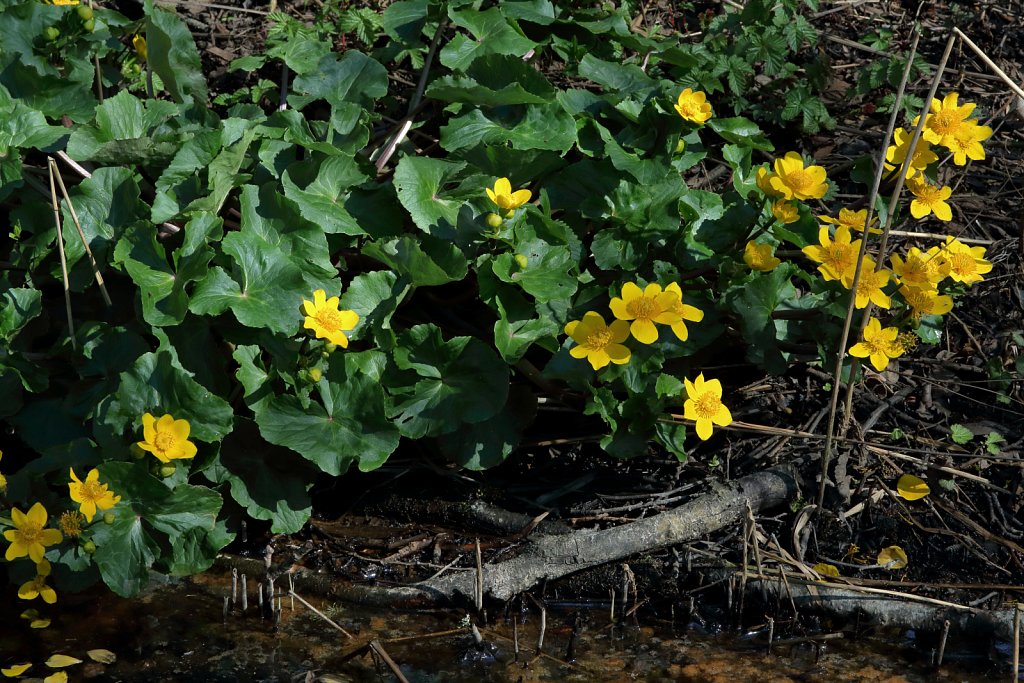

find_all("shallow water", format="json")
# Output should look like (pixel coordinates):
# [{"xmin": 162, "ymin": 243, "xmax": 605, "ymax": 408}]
[{"xmin": 0, "ymin": 567, "xmax": 1017, "ymax": 682}]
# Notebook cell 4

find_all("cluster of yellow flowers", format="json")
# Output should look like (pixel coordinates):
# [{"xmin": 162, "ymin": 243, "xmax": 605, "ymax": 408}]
[
  {"xmin": 887, "ymin": 93, "xmax": 993, "ymax": 221},
  {"xmin": 563, "ymin": 283, "xmax": 730, "ymax": 439}
]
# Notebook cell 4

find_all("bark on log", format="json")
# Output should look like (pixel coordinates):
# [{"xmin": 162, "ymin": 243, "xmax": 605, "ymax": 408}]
[{"xmin": 219, "ymin": 464, "xmax": 800, "ymax": 606}]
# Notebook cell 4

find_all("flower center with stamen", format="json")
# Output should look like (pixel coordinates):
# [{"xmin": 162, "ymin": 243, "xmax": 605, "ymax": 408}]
[
  {"xmin": 584, "ymin": 328, "xmax": 612, "ymax": 350},
  {"xmin": 154, "ymin": 432, "xmax": 176, "ymax": 453},
  {"xmin": 59, "ymin": 511, "xmax": 84, "ymax": 538},
  {"xmin": 80, "ymin": 480, "xmax": 105, "ymax": 503},
  {"xmin": 784, "ymin": 169, "xmax": 812, "ymax": 193},
  {"xmin": 315, "ymin": 308, "xmax": 344, "ymax": 331},
  {"xmin": 947, "ymin": 252, "xmax": 973, "ymax": 276},
  {"xmin": 692, "ymin": 392, "xmax": 722, "ymax": 420},
  {"xmin": 626, "ymin": 298, "xmax": 656, "ymax": 321},
  {"xmin": 930, "ymin": 110, "xmax": 957, "ymax": 135},
  {"xmin": 17, "ymin": 523, "xmax": 42, "ymax": 545}
]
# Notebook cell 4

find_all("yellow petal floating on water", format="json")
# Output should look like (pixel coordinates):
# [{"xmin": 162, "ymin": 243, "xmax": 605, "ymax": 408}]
[
  {"xmin": 896, "ymin": 474, "xmax": 930, "ymax": 501},
  {"xmin": 30, "ymin": 618, "xmax": 51, "ymax": 628},
  {"xmin": 44, "ymin": 672, "xmax": 69, "ymax": 683},
  {"xmin": 877, "ymin": 545, "xmax": 908, "ymax": 569},
  {"xmin": 87, "ymin": 649, "xmax": 116, "ymax": 664},
  {"xmin": 812, "ymin": 563, "xmax": 840, "ymax": 577},
  {"xmin": 44, "ymin": 654, "xmax": 81, "ymax": 668},
  {"xmin": 2, "ymin": 663, "xmax": 32, "ymax": 677}
]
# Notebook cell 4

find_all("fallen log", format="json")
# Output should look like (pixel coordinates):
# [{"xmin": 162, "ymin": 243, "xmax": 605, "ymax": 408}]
[{"xmin": 219, "ymin": 464, "xmax": 801, "ymax": 606}]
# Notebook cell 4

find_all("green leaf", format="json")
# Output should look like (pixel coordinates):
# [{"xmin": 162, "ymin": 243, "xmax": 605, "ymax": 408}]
[
  {"xmin": 984, "ymin": 432, "xmax": 1005, "ymax": 455},
  {"xmin": 338, "ymin": 269, "xmax": 409, "ymax": 343},
  {"xmin": 144, "ymin": 1, "xmax": 208, "ymax": 104},
  {"xmin": 255, "ymin": 352, "xmax": 400, "ymax": 474},
  {"xmin": 362, "ymin": 234, "xmax": 468, "ymax": 286},
  {"xmin": 578, "ymin": 54, "xmax": 656, "ymax": 97},
  {"xmin": 114, "ymin": 214, "xmax": 220, "ymax": 327},
  {"xmin": 101, "ymin": 351, "xmax": 234, "ymax": 444},
  {"xmin": 382, "ymin": 0, "xmax": 428, "ymax": 42},
  {"xmin": 0, "ymin": 89, "xmax": 65, "ymax": 151},
  {"xmin": 654, "ymin": 421, "xmax": 687, "ymax": 462},
  {"xmin": 282, "ymin": 155, "xmax": 368, "ymax": 235},
  {"xmin": 389, "ymin": 324, "xmax": 510, "ymax": 438},
  {"xmin": 709, "ymin": 117, "xmax": 774, "ymax": 151},
  {"xmin": 438, "ymin": 386, "xmax": 536, "ymax": 470},
  {"xmin": 290, "ymin": 51, "xmax": 387, "ymax": 109},
  {"xmin": 494, "ymin": 315, "xmax": 559, "ymax": 363},
  {"xmin": 949, "ymin": 423, "xmax": 973, "ymax": 445},
  {"xmin": 440, "ymin": 7, "xmax": 536, "ymax": 71},
  {"xmin": 655, "ymin": 373, "xmax": 685, "ymax": 399},
  {"xmin": 0, "ymin": 287, "xmax": 41, "ymax": 342},
  {"xmin": 90, "ymin": 507, "xmax": 158, "ymax": 597},
  {"xmin": 392, "ymin": 156, "xmax": 466, "ymax": 236},
  {"xmin": 440, "ymin": 102, "xmax": 576, "ymax": 153},
  {"xmin": 426, "ymin": 54, "xmax": 555, "ymax": 106}
]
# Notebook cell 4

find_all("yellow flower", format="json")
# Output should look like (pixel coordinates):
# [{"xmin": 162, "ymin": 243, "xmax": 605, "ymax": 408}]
[
  {"xmin": 564, "ymin": 312, "xmax": 631, "ymax": 370},
  {"xmin": 906, "ymin": 176, "xmax": 952, "ymax": 221},
  {"xmin": 68, "ymin": 468, "xmax": 121, "ymax": 522},
  {"xmin": 938, "ymin": 237, "xmax": 992, "ymax": 285},
  {"xmin": 49, "ymin": 0, "xmax": 79, "ymax": 4},
  {"xmin": 884, "ymin": 127, "xmax": 938, "ymax": 179},
  {"xmin": 663, "ymin": 283, "xmax": 705, "ymax": 342},
  {"xmin": 58, "ymin": 511, "xmax": 86, "ymax": 539},
  {"xmin": 743, "ymin": 241, "xmax": 781, "ymax": 272},
  {"xmin": 841, "ymin": 258, "xmax": 892, "ymax": 309},
  {"xmin": 769, "ymin": 152, "xmax": 828, "ymax": 201},
  {"xmin": 1, "ymin": 663, "xmax": 32, "ymax": 677},
  {"xmin": 848, "ymin": 317, "xmax": 904, "ymax": 371},
  {"xmin": 137, "ymin": 413, "xmax": 198, "ymax": 463},
  {"xmin": 898, "ymin": 285, "xmax": 953, "ymax": 318},
  {"xmin": 133, "ymin": 34, "xmax": 147, "ymax": 62},
  {"xmin": 755, "ymin": 166, "xmax": 782, "ymax": 198},
  {"xmin": 0, "ymin": 449, "xmax": 6, "ymax": 495},
  {"xmin": 683, "ymin": 373, "xmax": 732, "ymax": 441},
  {"xmin": 818, "ymin": 207, "xmax": 880, "ymax": 235},
  {"xmin": 946, "ymin": 121, "xmax": 992, "ymax": 166},
  {"xmin": 673, "ymin": 88, "xmax": 713, "ymax": 125},
  {"xmin": 771, "ymin": 200, "xmax": 799, "ymax": 224},
  {"xmin": 890, "ymin": 247, "xmax": 949, "ymax": 289},
  {"xmin": 802, "ymin": 225, "xmax": 861, "ymax": 282},
  {"xmin": 3, "ymin": 503, "xmax": 62, "ymax": 563},
  {"xmin": 301, "ymin": 289, "xmax": 359, "ymax": 347},
  {"xmin": 916, "ymin": 93, "xmax": 977, "ymax": 147},
  {"xmin": 609, "ymin": 282, "xmax": 683, "ymax": 345},
  {"xmin": 18, "ymin": 559, "xmax": 57, "ymax": 604},
  {"xmin": 485, "ymin": 177, "xmax": 531, "ymax": 211}
]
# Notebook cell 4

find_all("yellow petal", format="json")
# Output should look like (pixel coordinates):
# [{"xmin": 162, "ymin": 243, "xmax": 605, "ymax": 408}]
[
  {"xmin": 812, "ymin": 563, "xmax": 840, "ymax": 578},
  {"xmin": 876, "ymin": 545, "xmax": 908, "ymax": 569},
  {"xmin": 142, "ymin": 412, "xmax": 156, "ymax": 444},
  {"xmin": 896, "ymin": 474, "xmax": 930, "ymax": 501},
  {"xmin": 87, "ymin": 649, "xmax": 117, "ymax": 664},
  {"xmin": 45, "ymin": 654, "xmax": 82, "ymax": 668},
  {"xmin": 27, "ymin": 502, "xmax": 48, "ymax": 527},
  {"xmin": 1, "ymin": 663, "xmax": 32, "ymax": 677},
  {"xmin": 31, "ymin": 618, "xmax": 52, "ymax": 628},
  {"xmin": 45, "ymin": 673, "xmax": 69, "ymax": 683},
  {"xmin": 695, "ymin": 419, "xmax": 713, "ymax": 441}
]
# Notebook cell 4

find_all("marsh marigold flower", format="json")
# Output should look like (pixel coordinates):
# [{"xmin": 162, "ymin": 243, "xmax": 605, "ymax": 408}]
[
  {"xmin": 898, "ymin": 284, "xmax": 953, "ymax": 318},
  {"xmin": 68, "ymin": 468, "xmax": 120, "ymax": 522},
  {"xmin": 4, "ymin": 503, "xmax": 62, "ymax": 563},
  {"xmin": 609, "ymin": 282, "xmax": 684, "ymax": 345},
  {"xmin": 565, "ymin": 312, "xmax": 631, "ymax": 370},
  {"xmin": 938, "ymin": 237, "xmax": 991, "ymax": 284},
  {"xmin": 137, "ymin": 413, "xmax": 198, "ymax": 463},
  {"xmin": 890, "ymin": 247, "xmax": 949, "ymax": 289},
  {"xmin": 133, "ymin": 34, "xmax": 147, "ymax": 62},
  {"xmin": 674, "ymin": 88, "xmax": 713, "ymax": 125},
  {"xmin": 485, "ymin": 177, "xmax": 531, "ymax": 211},
  {"xmin": 946, "ymin": 121, "xmax": 992, "ymax": 166},
  {"xmin": 906, "ymin": 176, "xmax": 953, "ymax": 221},
  {"xmin": 743, "ymin": 241, "xmax": 781, "ymax": 272},
  {"xmin": 683, "ymin": 373, "xmax": 732, "ymax": 441},
  {"xmin": 18, "ymin": 559, "xmax": 57, "ymax": 604},
  {"xmin": 58, "ymin": 511, "xmax": 86, "ymax": 539},
  {"xmin": 802, "ymin": 225, "xmax": 861, "ymax": 281},
  {"xmin": 769, "ymin": 152, "xmax": 829, "ymax": 201},
  {"xmin": 841, "ymin": 258, "xmax": 892, "ymax": 309},
  {"xmin": 849, "ymin": 317, "xmax": 904, "ymax": 371},
  {"xmin": 771, "ymin": 201, "xmax": 799, "ymax": 224},
  {"xmin": 663, "ymin": 282, "xmax": 705, "ymax": 342},
  {"xmin": 302, "ymin": 289, "xmax": 359, "ymax": 347},
  {"xmin": 917, "ymin": 93, "xmax": 977, "ymax": 148},
  {"xmin": 885, "ymin": 127, "xmax": 938, "ymax": 179},
  {"xmin": 755, "ymin": 167, "xmax": 782, "ymax": 198},
  {"xmin": 818, "ymin": 207, "xmax": 880, "ymax": 235}
]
